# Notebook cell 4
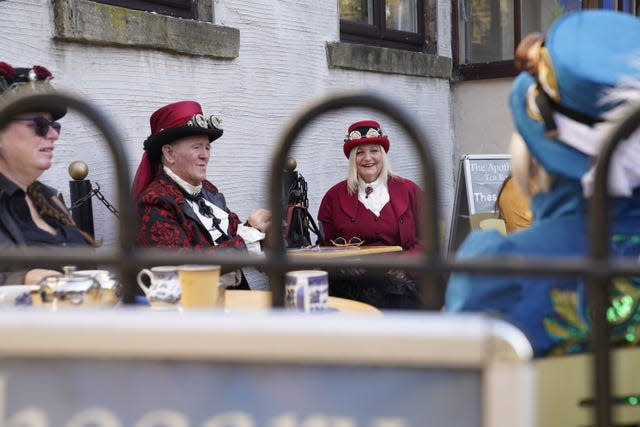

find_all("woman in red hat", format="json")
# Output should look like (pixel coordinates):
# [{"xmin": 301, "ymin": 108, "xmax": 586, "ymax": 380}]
[
  {"xmin": 0, "ymin": 61, "xmax": 94, "ymax": 285},
  {"xmin": 132, "ymin": 100, "xmax": 271, "ymax": 288},
  {"xmin": 317, "ymin": 119, "xmax": 423, "ymax": 309}
]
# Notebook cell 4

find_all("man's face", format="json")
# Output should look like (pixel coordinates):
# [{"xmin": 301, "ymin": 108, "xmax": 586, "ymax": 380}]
[{"xmin": 162, "ymin": 135, "xmax": 211, "ymax": 186}]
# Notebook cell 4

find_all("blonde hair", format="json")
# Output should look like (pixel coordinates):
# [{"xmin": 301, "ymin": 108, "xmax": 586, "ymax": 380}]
[
  {"xmin": 346, "ymin": 144, "xmax": 396, "ymax": 195},
  {"xmin": 509, "ymin": 132, "xmax": 554, "ymax": 198}
]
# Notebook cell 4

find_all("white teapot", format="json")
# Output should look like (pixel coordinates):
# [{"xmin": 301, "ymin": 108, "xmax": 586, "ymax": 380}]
[{"xmin": 39, "ymin": 270, "xmax": 101, "ymax": 306}]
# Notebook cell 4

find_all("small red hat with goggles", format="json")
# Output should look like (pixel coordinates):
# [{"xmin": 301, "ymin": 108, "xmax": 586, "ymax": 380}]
[
  {"xmin": 342, "ymin": 120, "xmax": 390, "ymax": 158},
  {"xmin": 143, "ymin": 100, "xmax": 223, "ymax": 163}
]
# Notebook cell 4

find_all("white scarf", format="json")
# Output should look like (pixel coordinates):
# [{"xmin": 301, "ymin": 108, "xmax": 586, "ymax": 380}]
[
  {"xmin": 357, "ymin": 177, "xmax": 390, "ymax": 217},
  {"xmin": 528, "ymin": 79, "xmax": 640, "ymax": 197},
  {"xmin": 164, "ymin": 166, "xmax": 229, "ymax": 244}
]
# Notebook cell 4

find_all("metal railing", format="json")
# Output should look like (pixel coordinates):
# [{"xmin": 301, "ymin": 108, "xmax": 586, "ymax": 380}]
[
  {"xmin": 588, "ymin": 102, "xmax": 640, "ymax": 427},
  {"xmin": 1, "ymin": 90, "xmax": 639, "ymax": 426},
  {"xmin": 265, "ymin": 92, "xmax": 443, "ymax": 309}
]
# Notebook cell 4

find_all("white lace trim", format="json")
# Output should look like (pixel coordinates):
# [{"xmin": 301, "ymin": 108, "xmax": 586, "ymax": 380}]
[{"xmin": 357, "ymin": 177, "xmax": 389, "ymax": 217}]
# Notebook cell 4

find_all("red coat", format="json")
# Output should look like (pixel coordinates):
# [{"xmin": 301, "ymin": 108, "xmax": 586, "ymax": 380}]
[
  {"xmin": 318, "ymin": 176, "xmax": 422, "ymax": 251},
  {"xmin": 136, "ymin": 172, "xmax": 246, "ymax": 251}
]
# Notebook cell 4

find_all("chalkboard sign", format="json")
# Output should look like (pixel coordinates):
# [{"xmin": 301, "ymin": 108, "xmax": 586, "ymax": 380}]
[
  {"xmin": 463, "ymin": 154, "xmax": 511, "ymax": 214},
  {"xmin": 449, "ymin": 154, "xmax": 511, "ymax": 251}
]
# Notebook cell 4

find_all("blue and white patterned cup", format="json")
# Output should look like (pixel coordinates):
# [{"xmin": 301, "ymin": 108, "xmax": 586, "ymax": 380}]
[
  {"xmin": 137, "ymin": 266, "xmax": 181, "ymax": 305},
  {"xmin": 285, "ymin": 270, "xmax": 329, "ymax": 313}
]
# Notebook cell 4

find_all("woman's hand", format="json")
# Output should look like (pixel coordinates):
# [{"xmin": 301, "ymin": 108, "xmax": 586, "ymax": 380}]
[{"xmin": 247, "ymin": 208, "xmax": 272, "ymax": 233}]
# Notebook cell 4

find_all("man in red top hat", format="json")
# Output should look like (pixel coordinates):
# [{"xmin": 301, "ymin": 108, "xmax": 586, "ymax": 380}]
[{"xmin": 132, "ymin": 100, "xmax": 271, "ymax": 287}]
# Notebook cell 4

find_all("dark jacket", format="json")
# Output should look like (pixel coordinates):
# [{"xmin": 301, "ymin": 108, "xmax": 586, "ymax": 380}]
[
  {"xmin": 0, "ymin": 173, "xmax": 87, "ymax": 284},
  {"xmin": 136, "ymin": 172, "xmax": 246, "ymax": 251}
]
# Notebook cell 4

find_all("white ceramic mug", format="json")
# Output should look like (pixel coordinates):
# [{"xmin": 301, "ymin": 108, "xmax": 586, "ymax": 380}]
[
  {"xmin": 0, "ymin": 285, "xmax": 36, "ymax": 306},
  {"xmin": 136, "ymin": 266, "xmax": 181, "ymax": 305},
  {"xmin": 285, "ymin": 270, "xmax": 329, "ymax": 312}
]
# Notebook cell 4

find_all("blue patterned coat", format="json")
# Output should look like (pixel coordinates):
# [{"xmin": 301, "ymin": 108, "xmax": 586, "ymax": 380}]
[{"xmin": 446, "ymin": 178, "xmax": 640, "ymax": 357}]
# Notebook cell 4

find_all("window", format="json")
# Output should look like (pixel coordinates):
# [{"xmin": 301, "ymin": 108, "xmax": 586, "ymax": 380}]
[
  {"xmin": 453, "ymin": 0, "xmax": 639, "ymax": 81},
  {"xmin": 54, "ymin": 0, "xmax": 238, "ymax": 60},
  {"xmin": 92, "ymin": 0, "xmax": 195, "ymax": 19},
  {"xmin": 339, "ymin": 0, "xmax": 429, "ymax": 52}
]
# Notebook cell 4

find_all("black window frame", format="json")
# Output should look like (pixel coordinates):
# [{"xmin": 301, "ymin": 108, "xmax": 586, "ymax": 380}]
[
  {"xmin": 340, "ymin": 0, "xmax": 427, "ymax": 52},
  {"xmin": 92, "ymin": 0, "xmax": 195, "ymax": 19},
  {"xmin": 452, "ymin": 0, "xmax": 639, "ymax": 82}
]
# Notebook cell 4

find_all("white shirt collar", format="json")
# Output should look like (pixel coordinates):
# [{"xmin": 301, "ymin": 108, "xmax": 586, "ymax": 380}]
[
  {"xmin": 358, "ymin": 177, "xmax": 389, "ymax": 217},
  {"xmin": 164, "ymin": 165, "xmax": 202, "ymax": 196}
]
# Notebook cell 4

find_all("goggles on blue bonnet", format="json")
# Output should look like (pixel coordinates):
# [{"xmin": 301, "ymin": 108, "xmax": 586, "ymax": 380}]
[{"xmin": 509, "ymin": 10, "xmax": 640, "ymax": 196}]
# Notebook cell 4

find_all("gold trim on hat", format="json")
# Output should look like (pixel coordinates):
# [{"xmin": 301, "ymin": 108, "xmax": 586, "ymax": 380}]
[
  {"xmin": 526, "ymin": 83, "xmax": 543, "ymax": 121},
  {"xmin": 537, "ymin": 47, "xmax": 560, "ymax": 102}
]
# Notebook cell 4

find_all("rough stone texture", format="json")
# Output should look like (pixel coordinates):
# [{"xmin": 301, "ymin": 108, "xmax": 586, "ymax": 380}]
[
  {"xmin": 326, "ymin": 42, "xmax": 451, "ymax": 79},
  {"xmin": 53, "ymin": 0, "xmax": 239, "ymax": 59}
]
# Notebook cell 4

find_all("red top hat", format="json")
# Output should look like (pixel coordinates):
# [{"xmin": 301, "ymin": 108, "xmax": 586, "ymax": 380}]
[
  {"xmin": 342, "ymin": 120, "xmax": 390, "ymax": 158},
  {"xmin": 132, "ymin": 100, "xmax": 223, "ymax": 199},
  {"xmin": 143, "ymin": 100, "xmax": 223, "ymax": 163}
]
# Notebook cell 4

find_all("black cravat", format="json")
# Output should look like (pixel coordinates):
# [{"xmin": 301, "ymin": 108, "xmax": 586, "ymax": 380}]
[{"xmin": 183, "ymin": 191, "xmax": 229, "ymax": 242}]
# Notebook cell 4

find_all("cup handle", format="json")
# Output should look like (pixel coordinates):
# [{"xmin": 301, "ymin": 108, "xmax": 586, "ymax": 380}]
[
  {"xmin": 136, "ymin": 269, "xmax": 153, "ymax": 295},
  {"xmin": 219, "ymin": 270, "xmax": 242, "ymax": 289}
]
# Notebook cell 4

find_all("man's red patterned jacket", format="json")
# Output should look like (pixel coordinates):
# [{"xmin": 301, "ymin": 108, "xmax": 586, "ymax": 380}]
[{"xmin": 136, "ymin": 172, "xmax": 246, "ymax": 251}]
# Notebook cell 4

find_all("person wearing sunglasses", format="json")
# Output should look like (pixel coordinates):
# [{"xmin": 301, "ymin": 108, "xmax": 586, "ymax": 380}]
[
  {"xmin": 132, "ymin": 100, "xmax": 271, "ymax": 290},
  {"xmin": 318, "ymin": 119, "xmax": 423, "ymax": 309},
  {"xmin": 0, "ymin": 62, "xmax": 95, "ymax": 285},
  {"xmin": 446, "ymin": 10, "xmax": 640, "ymax": 358}
]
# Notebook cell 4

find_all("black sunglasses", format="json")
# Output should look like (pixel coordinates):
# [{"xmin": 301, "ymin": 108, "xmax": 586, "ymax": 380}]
[{"xmin": 13, "ymin": 117, "xmax": 61, "ymax": 137}]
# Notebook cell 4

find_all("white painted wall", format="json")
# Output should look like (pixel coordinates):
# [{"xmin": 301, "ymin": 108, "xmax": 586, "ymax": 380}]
[
  {"xmin": 452, "ymin": 78, "xmax": 516, "ymax": 159},
  {"xmin": 0, "ymin": 0, "xmax": 455, "ymax": 249}
]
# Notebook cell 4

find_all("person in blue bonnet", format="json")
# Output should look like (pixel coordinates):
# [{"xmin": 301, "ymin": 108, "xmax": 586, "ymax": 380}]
[{"xmin": 445, "ymin": 10, "xmax": 640, "ymax": 358}]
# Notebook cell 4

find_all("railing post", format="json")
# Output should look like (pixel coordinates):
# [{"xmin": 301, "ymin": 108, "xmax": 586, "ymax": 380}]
[
  {"xmin": 68, "ymin": 160, "xmax": 95, "ymax": 238},
  {"xmin": 282, "ymin": 157, "xmax": 298, "ymax": 207},
  {"xmin": 589, "ymin": 103, "xmax": 640, "ymax": 427}
]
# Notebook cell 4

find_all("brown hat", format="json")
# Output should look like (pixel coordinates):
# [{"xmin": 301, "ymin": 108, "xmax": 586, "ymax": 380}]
[
  {"xmin": 0, "ymin": 62, "xmax": 66, "ymax": 120},
  {"xmin": 143, "ymin": 100, "xmax": 223, "ymax": 163}
]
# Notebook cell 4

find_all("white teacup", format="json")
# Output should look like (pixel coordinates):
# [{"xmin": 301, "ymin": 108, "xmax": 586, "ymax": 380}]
[
  {"xmin": 137, "ymin": 266, "xmax": 181, "ymax": 305},
  {"xmin": 285, "ymin": 270, "xmax": 329, "ymax": 312},
  {"xmin": 0, "ymin": 285, "xmax": 37, "ymax": 306}
]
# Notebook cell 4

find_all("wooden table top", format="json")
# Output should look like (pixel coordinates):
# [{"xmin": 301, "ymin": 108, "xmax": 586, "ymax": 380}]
[
  {"xmin": 287, "ymin": 245, "xmax": 403, "ymax": 259},
  {"xmin": 225, "ymin": 290, "xmax": 381, "ymax": 315}
]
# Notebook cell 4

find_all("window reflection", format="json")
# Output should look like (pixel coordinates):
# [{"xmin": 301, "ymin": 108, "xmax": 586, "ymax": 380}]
[
  {"xmin": 458, "ymin": 0, "xmax": 514, "ymax": 63},
  {"xmin": 458, "ymin": 0, "xmax": 585, "ymax": 65},
  {"xmin": 522, "ymin": 0, "xmax": 582, "ymax": 36},
  {"xmin": 340, "ymin": 0, "xmax": 373, "ymax": 25},
  {"xmin": 386, "ymin": 0, "xmax": 418, "ymax": 32}
]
